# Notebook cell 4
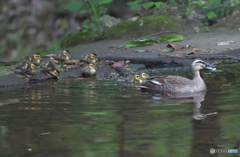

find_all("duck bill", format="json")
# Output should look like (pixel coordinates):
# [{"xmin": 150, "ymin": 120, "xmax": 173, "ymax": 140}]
[{"xmin": 204, "ymin": 66, "xmax": 216, "ymax": 70}]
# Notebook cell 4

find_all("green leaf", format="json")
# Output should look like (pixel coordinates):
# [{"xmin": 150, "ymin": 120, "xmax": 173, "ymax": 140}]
[
  {"xmin": 88, "ymin": 0, "xmax": 101, "ymax": 5},
  {"xmin": 127, "ymin": 0, "xmax": 143, "ymax": 10},
  {"xmin": 65, "ymin": 1, "xmax": 83, "ymax": 12},
  {"xmin": 124, "ymin": 39, "xmax": 158, "ymax": 48},
  {"xmin": 154, "ymin": 2, "xmax": 164, "ymax": 9},
  {"xmin": 79, "ymin": 9, "xmax": 88, "ymax": 14},
  {"xmin": 144, "ymin": 2, "xmax": 155, "ymax": 8},
  {"xmin": 159, "ymin": 48, "xmax": 175, "ymax": 53},
  {"xmin": 207, "ymin": 11, "xmax": 217, "ymax": 19},
  {"xmin": 159, "ymin": 35, "xmax": 183, "ymax": 43},
  {"xmin": 195, "ymin": 1, "xmax": 204, "ymax": 7},
  {"xmin": 16, "ymin": 75, "xmax": 24, "ymax": 78},
  {"xmin": 99, "ymin": 0, "xmax": 113, "ymax": 4},
  {"xmin": 123, "ymin": 67, "xmax": 133, "ymax": 72}
]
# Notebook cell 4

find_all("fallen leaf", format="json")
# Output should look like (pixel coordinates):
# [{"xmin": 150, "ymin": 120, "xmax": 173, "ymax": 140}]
[
  {"xmin": 133, "ymin": 50, "xmax": 145, "ymax": 53},
  {"xmin": 159, "ymin": 48, "xmax": 175, "ymax": 53},
  {"xmin": 124, "ymin": 38, "xmax": 158, "ymax": 48},
  {"xmin": 123, "ymin": 67, "xmax": 133, "ymax": 71},
  {"xmin": 145, "ymin": 50, "xmax": 154, "ymax": 52},
  {"xmin": 191, "ymin": 47, "xmax": 200, "ymax": 52},
  {"xmin": 159, "ymin": 34, "xmax": 183, "ymax": 42},
  {"xmin": 167, "ymin": 44, "xmax": 185, "ymax": 49}
]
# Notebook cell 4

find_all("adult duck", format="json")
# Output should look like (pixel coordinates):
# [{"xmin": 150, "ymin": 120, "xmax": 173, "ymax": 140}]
[{"xmin": 138, "ymin": 59, "xmax": 215, "ymax": 93}]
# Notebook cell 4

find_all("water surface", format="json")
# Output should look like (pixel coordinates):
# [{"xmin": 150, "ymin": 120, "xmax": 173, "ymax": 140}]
[{"xmin": 0, "ymin": 64, "xmax": 240, "ymax": 157}]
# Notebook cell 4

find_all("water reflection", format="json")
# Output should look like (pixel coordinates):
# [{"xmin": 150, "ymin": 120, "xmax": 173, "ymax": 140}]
[{"xmin": 0, "ymin": 64, "xmax": 240, "ymax": 156}]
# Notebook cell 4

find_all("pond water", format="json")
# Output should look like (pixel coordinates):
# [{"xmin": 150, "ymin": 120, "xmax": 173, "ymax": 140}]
[{"xmin": 0, "ymin": 63, "xmax": 240, "ymax": 157}]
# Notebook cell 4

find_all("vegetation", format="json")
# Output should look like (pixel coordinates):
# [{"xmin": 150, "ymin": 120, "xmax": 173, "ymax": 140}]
[
  {"xmin": 1, "ymin": 0, "xmax": 240, "ymax": 60},
  {"xmin": 65, "ymin": 0, "xmax": 113, "ymax": 37}
]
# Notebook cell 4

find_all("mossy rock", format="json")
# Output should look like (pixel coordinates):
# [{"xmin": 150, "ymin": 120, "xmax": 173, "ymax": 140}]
[
  {"xmin": 60, "ymin": 15, "xmax": 180, "ymax": 48},
  {"xmin": 106, "ymin": 15, "xmax": 180, "ymax": 39}
]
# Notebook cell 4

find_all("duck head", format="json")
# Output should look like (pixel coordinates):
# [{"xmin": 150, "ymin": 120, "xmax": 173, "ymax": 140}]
[
  {"xmin": 192, "ymin": 59, "xmax": 215, "ymax": 72},
  {"xmin": 140, "ymin": 73, "xmax": 149, "ymax": 79}
]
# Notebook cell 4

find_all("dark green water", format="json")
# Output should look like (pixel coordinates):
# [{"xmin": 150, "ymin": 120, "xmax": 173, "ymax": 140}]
[{"xmin": 0, "ymin": 64, "xmax": 240, "ymax": 157}]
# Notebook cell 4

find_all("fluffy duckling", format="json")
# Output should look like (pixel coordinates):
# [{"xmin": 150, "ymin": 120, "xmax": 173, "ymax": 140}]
[
  {"xmin": 126, "ymin": 74, "xmax": 143, "ymax": 84},
  {"xmin": 23, "ymin": 53, "xmax": 41, "ymax": 65},
  {"xmin": 54, "ymin": 50, "xmax": 71, "ymax": 64},
  {"xmin": 39, "ymin": 59, "xmax": 60, "ymax": 78},
  {"xmin": 140, "ymin": 73, "xmax": 149, "ymax": 83},
  {"xmin": 15, "ymin": 61, "xmax": 37, "ymax": 77},
  {"xmin": 82, "ymin": 63, "xmax": 96, "ymax": 77},
  {"xmin": 81, "ymin": 53, "xmax": 98, "ymax": 64}
]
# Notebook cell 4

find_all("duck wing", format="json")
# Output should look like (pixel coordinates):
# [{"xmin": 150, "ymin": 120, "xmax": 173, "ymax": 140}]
[
  {"xmin": 143, "ymin": 75, "xmax": 192, "ymax": 92},
  {"xmin": 155, "ymin": 75, "xmax": 191, "ymax": 85}
]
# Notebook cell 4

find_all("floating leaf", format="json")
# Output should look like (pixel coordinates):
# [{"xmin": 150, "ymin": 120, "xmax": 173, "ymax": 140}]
[
  {"xmin": 159, "ymin": 35, "xmax": 183, "ymax": 43},
  {"xmin": 159, "ymin": 48, "xmax": 175, "ymax": 53},
  {"xmin": 123, "ymin": 67, "xmax": 133, "ymax": 72},
  {"xmin": 124, "ymin": 39, "xmax": 158, "ymax": 48}
]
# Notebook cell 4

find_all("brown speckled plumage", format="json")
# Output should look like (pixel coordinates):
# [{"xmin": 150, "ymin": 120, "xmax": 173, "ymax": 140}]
[{"xmin": 139, "ymin": 60, "xmax": 214, "ymax": 93}]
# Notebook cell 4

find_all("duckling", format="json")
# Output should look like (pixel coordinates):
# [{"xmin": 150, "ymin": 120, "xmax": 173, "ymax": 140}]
[
  {"xmin": 81, "ymin": 53, "xmax": 98, "ymax": 64},
  {"xmin": 126, "ymin": 74, "xmax": 143, "ymax": 84},
  {"xmin": 138, "ymin": 59, "xmax": 215, "ymax": 92},
  {"xmin": 81, "ymin": 63, "xmax": 96, "ymax": 77},
  {"xmin": 140, "ymin": 73, "xmax": 149, "ymax": 83},
  {"xmin": 39, "ymin": 59, "xmax": 60, "ymax": 78},
  {"xmin": 54, "ymin": 50, "xmax": 71, "ymax": 64},
  {"xmin": 23, "ymin": 53, "xmax": 41, "ymax": 65},
  {"xmin": 15, "ymin": 61, "xmax": 37, "ymax": 77}
]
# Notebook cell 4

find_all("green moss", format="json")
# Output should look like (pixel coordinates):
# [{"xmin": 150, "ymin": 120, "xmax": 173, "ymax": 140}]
[
  {"xmin": 60, "ymin": 31, "xmax": 96, "ymax": 47},
  {"xmin": 106, "ymin": 15, "xmax": 180, "ymax": 39},
  {"xmin": 0, "ymin": 66, "xmax": 15, "ymax": 76},
  {"xmin": 60, "ymin": 15, "xmax": 180, "ymax": 48}
]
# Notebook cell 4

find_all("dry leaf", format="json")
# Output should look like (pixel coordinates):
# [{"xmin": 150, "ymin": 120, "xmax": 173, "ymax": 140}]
[
  {"xmin": 167, "ymin": 44, "xmax": 185, "ymax": 50},
  {"xmin": 191, "ymin": 47, "xmax": 200, "ymax": 52}
]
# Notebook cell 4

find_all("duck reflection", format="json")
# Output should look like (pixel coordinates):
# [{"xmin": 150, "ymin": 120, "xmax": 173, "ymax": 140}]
[{"xmin": 141, "ymin": 90, "xmax": 217, "ymax": 120}]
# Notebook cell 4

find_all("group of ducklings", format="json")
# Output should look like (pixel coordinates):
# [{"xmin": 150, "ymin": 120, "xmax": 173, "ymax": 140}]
[
  {"xmin": 80, "ymin": 53, "xmax": 98, "ymax": 77},
  {"xmin": 15, "ymin": 50, "xmax": 101, "ymax": 79},
  {"xmin": 126, "ymin": 72, "xmax": 149, "ymax": 84},
  {"xmin": 15, "ymin": 50, "xmax": 151, "ymax": 85},
  {"xmin": 15, "ymin": 50, "xmax": 71, "ymax": 78}
]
